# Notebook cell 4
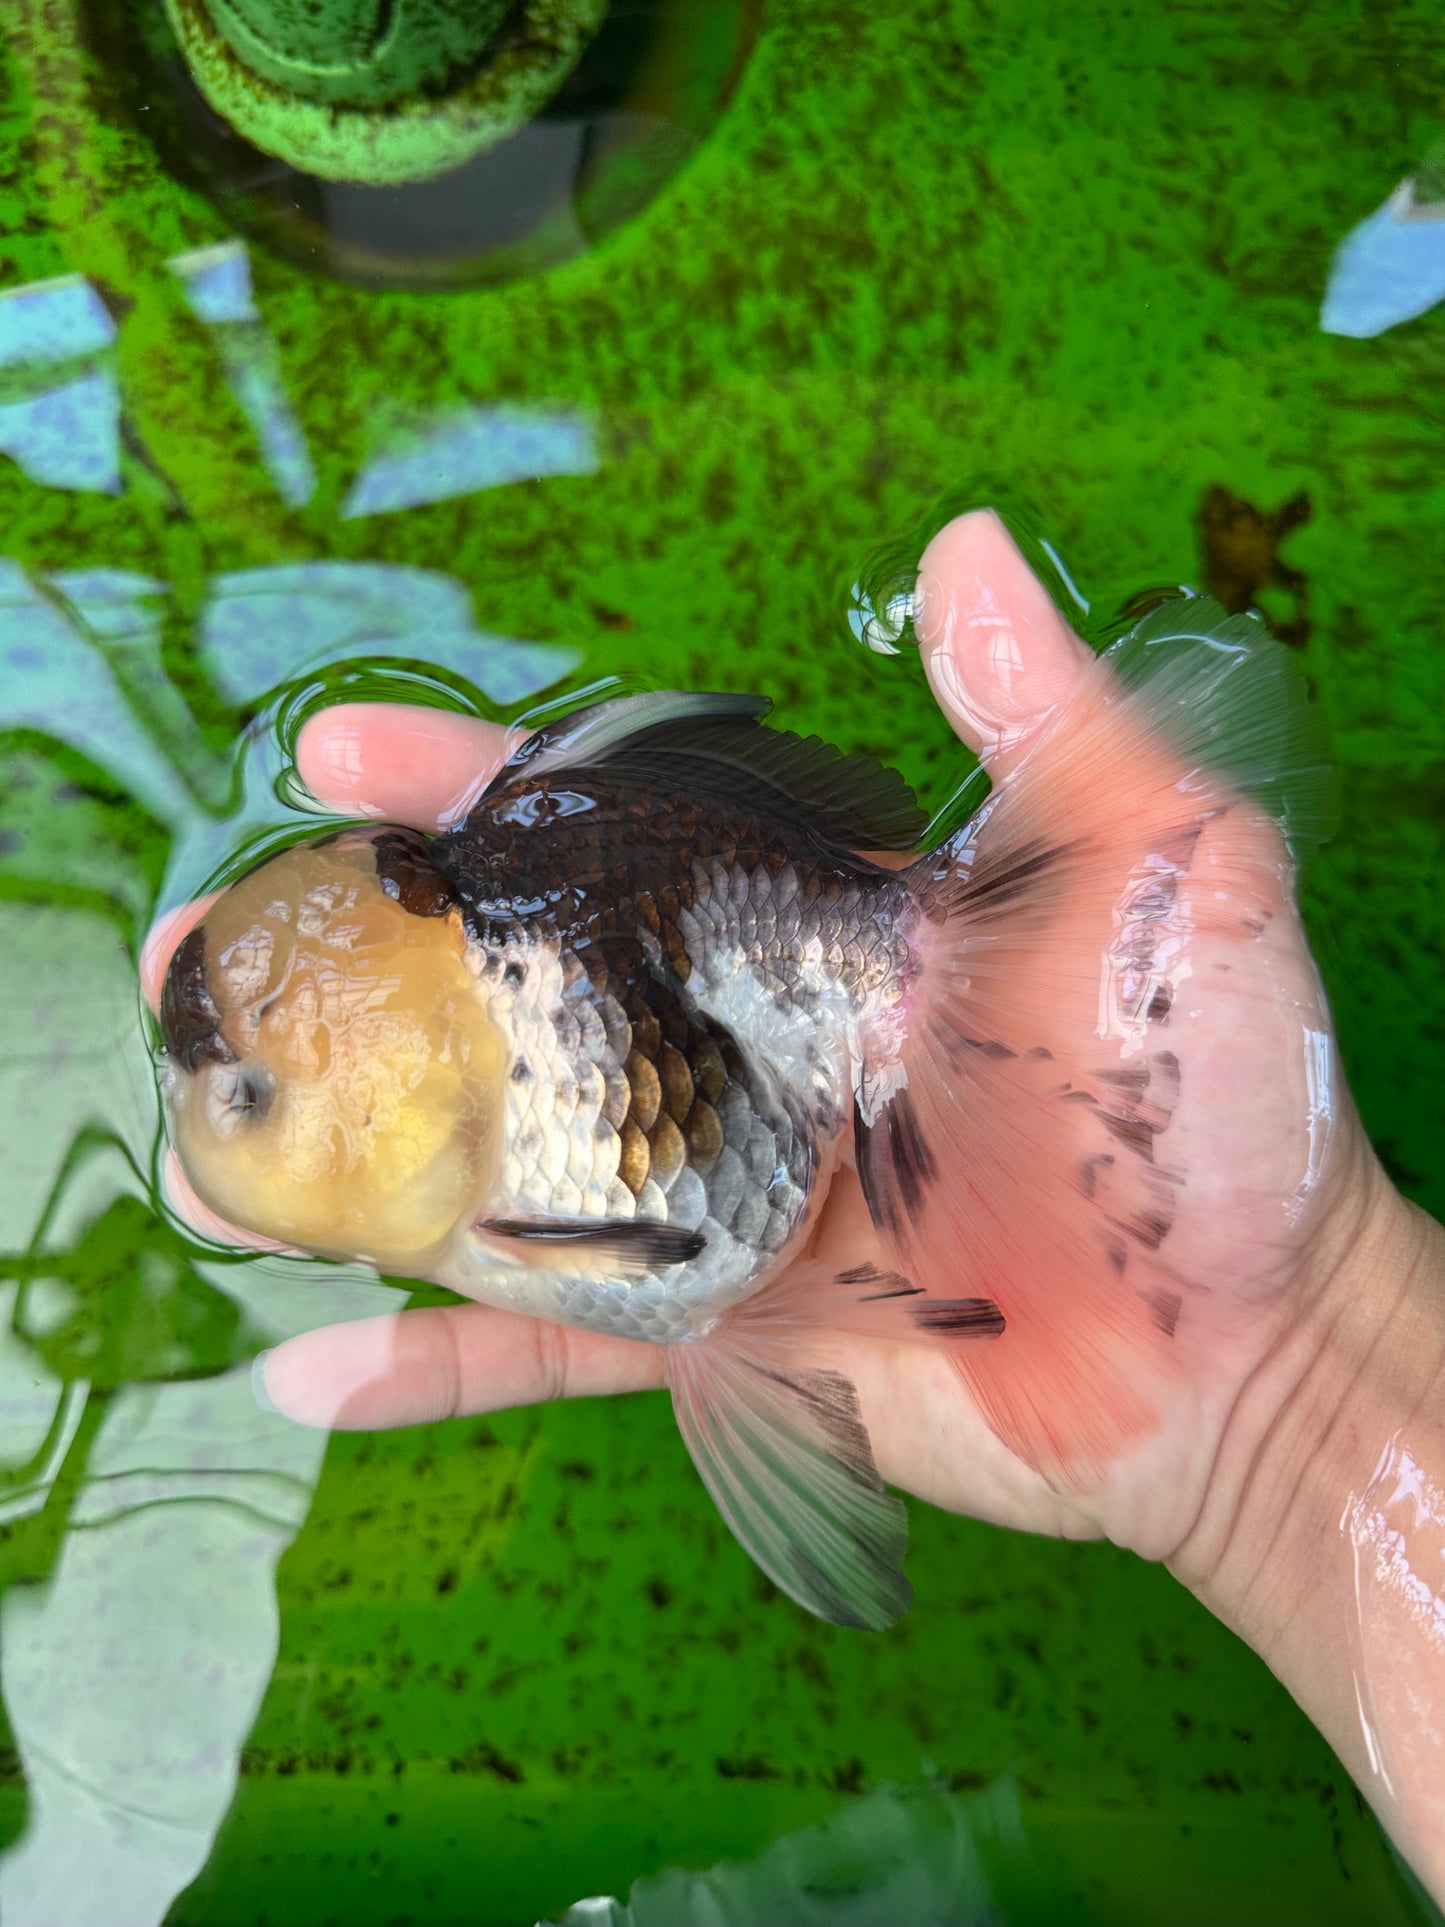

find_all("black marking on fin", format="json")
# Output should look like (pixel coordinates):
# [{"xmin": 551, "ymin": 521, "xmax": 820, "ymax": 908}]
[
  {"xmin": 1144, "ymin": 1288, "xmax": 1182, "ymax": 1338},
  {"xmin": 933, "ymin": 1020, "xmax": 1018, "ymax": 1062},
  {"xmin": 1101, "ymin": 1113, "xmax": 1155, "ymax": 1159},
  {"xmin": 1095, "ymin": 1063, "xmax": 1149, "ymax": 1095},
  {"xmin": 955, "ymin": 836, "xmax": 1081, "ymax": 912},
  {"xmin": 836, "ymin": 1262, "xmax": 893, "ymax": 1287},
  {"xmin": 480, "ymin": 1218, "xmax": 705, "ymax": 1265},
  {"xmin": 1109, "ymin": 1208, "xmax": 1171, "ymax": 1252},
  {"xmin": 855, "ymin": 1090, "xmax": 937, "ymax": 1240},
  {"xmin": 780, "ymin": 1367, "xmax": 908, "ymax": 1627},
  {"xmin": 1077, "ymin": 1153, "xmax": 1115, "ymax": 1200},
  {"xmin": 778, "ymin": 1367, "xmax": 887, "ymax": 1489},
  {"xmin": 1147, "ymin": 984, "xmax": 1173, "ymax": 1022},
  {"xmin": 839, "ymin": 1264, "xmax": 921, "ymax": 1302},
  {"xmin": 909, "ymin": 1298, "xmax": 1006, "ymax": 1339}
]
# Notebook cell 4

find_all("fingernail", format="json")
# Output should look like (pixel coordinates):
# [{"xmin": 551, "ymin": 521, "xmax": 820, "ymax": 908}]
[{"xmin": 251, "ymin": 1349, "xmax": 280, "ymax": 1416}]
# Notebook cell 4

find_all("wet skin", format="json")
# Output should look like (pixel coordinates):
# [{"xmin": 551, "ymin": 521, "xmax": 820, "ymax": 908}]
[{"xmin": 142, "ymin": 510, "xmax": 1445, "ymax": 1893}]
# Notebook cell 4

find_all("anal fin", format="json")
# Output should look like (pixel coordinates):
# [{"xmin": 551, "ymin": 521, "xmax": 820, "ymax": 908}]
[{"xmin": 666, "ymin": 1315, "xmax": 911, "ymax": 1631}]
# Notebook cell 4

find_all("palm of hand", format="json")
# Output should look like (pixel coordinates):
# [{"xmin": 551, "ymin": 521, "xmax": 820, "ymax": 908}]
[{"xmin": 143, "ymin": 512, "xmax": 1361, "ymax": 1568}]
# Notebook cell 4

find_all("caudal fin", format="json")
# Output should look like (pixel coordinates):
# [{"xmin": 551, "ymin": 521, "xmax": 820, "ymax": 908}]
[{"xmin": 855, "ymin": 597, "xmax": 1333, "ymax": 1484}]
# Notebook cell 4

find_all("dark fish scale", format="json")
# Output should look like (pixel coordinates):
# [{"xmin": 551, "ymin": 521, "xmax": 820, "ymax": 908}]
[
  {"xmin": 619, "ymin": 1118, "xmax": 649, "ymax": 1192},
  {"xmin": 630, "ymin": 1004, "xmax": 662, "ymax": 1058},
  {"xmin": 719, "ymin": 1085, "xmax": 752, "ymax": 1148},
  {"xmin": 434, "ymin": 759, "xmax": 914, "ymax": 1274},
  {"xmin": 648, "ymin": 1112, "xmax": 686, "ymax": 1187},
  {"xmin": 760, "ymin": 1211, "xmax": 791, "ymax": 1253},
  {"xmin": 686, "ymin": 1099, "xmax": 725, "ymax": 1171},
  {"xmin": 694, "ymin": 1037, "xmax": 727, "ymax": 1104},
  {"xmin": 659, "ymin": 1044, "xmax": 694, "ymax": 1122},
  {"xmin": 627, "ymin": 1051, "xmax": 661, "ymax": 1131}
]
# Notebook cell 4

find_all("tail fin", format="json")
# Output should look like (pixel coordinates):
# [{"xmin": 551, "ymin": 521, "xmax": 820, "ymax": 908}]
[{"xmin": 855, "ymin": 598, "xmax": 1334, "ymax": 1484}]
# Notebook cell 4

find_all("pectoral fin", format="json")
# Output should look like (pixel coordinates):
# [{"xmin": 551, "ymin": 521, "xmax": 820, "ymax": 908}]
[{"xmin": 478, "ymin": 1217, "xmax": 705, "ymax": 1268}]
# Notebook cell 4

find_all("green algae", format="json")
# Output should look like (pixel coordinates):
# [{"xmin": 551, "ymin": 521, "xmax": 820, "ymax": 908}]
[{"xmin": 0, "ymin": 0, "xmax": 1442, "ymax": 1921}]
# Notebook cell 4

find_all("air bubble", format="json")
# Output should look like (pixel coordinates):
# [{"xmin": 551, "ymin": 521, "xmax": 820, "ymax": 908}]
[{"xmin": 848, "ymin": 580, "xmax": 916, "ymax": 656}]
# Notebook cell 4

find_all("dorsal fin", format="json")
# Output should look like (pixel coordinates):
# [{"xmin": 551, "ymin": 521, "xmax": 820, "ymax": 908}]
[{"xmin": 490, "ymin": 690, "xmax": 928, "ymax": 852}]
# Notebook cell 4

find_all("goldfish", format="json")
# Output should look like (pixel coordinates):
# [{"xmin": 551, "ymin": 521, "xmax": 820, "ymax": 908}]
[{"xmin": 159, "ymin": 596, "xmax": 1328, "ymax": 1628}]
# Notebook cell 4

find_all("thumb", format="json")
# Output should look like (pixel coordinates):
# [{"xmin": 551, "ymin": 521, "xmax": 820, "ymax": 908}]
[{"xmin": 915, "ymin": 509, "xmax": 1094, "ymax": 780}]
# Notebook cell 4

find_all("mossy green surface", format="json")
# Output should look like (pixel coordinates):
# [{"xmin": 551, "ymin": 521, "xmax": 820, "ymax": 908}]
[{"xmin": 0, "ymin": 0, "xmax": 1442, "ymax": 1921}]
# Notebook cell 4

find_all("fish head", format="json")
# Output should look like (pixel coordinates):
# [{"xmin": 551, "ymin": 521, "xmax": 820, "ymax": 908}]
[{"xmin": 159, "ymin": 829, "xmax": 505, "ymax": 1272}]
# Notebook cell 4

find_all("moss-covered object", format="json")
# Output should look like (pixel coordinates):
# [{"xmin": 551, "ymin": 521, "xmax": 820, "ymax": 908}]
[
  {"xmin": 161, "ymin": 0, "xmax": 608, "ymax": 185},
  {"xmin": 0, "ymin": 0, "xmax": 1442, "ymax": 1921}
]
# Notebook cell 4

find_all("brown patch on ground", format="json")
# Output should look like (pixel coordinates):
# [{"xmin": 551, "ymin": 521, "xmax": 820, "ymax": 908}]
[{"xmin": 1196, "ymin": 483, "xmax": 1311, "ymax": 647}]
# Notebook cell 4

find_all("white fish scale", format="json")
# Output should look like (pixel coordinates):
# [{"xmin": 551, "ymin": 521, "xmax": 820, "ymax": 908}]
[
  {"xmin": 573, "ymin": 989, "xmax": 606, "ymax": 1057},
  {"xmin": 478, "ymin": 932, "xmax": 628, "ymax": 1222},
  {"xmin": 667, "ymin": 1166, "xmax": 708, "ymax": 1230},
  {"xmin": 679, "ymin": 935, "xmax": 851, "ymax": 1122},
  {"xmin": 599, "ymin": 993, "xmax": 631, "ymax": 1060},
  {"xmin": 634, "ymin": 1177, "xmax": 668, "ymax": 1221},
  {"xmin": 605, "ymin": 1177, "xmax": 636, "ymax": 1217}
]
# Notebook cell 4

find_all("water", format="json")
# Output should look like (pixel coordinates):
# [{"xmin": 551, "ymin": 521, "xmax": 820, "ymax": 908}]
[{"xmin": 1, "ymin": 0, "xmax": 1443, "ymax": 1921}]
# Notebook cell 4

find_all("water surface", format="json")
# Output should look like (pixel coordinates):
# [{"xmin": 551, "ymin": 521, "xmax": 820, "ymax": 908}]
[{"xmin": 0, "ymin": 1, "xmax": 1442, "ymax": 1921}]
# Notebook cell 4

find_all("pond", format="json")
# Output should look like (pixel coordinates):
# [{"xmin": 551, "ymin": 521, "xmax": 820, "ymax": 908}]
[{"xmin": 0, "ymin": 1, "xmax": 1442, "ymax": 1922}]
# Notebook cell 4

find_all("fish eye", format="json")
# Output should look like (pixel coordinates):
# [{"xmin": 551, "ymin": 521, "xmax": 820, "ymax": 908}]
[{"xmin": 204, "ymin": 1063, "xmax": 276, "ymax": 1137}]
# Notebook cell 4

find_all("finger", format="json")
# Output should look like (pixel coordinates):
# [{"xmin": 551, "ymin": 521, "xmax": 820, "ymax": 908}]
[
  {"xmin": 256, "ymin": 1301, "xmax": 666, "ymax": 1430},
  {"xmin": 915, "ymin": 508, "xmax": 1094, "ymax": 778},
  {"xmin": 139, "ymin": 893, "xmax": 223, "ymax": 1014},
  {"xmin": 295, "ymin": 702, "xmax": 517, "ymax": 831}
]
